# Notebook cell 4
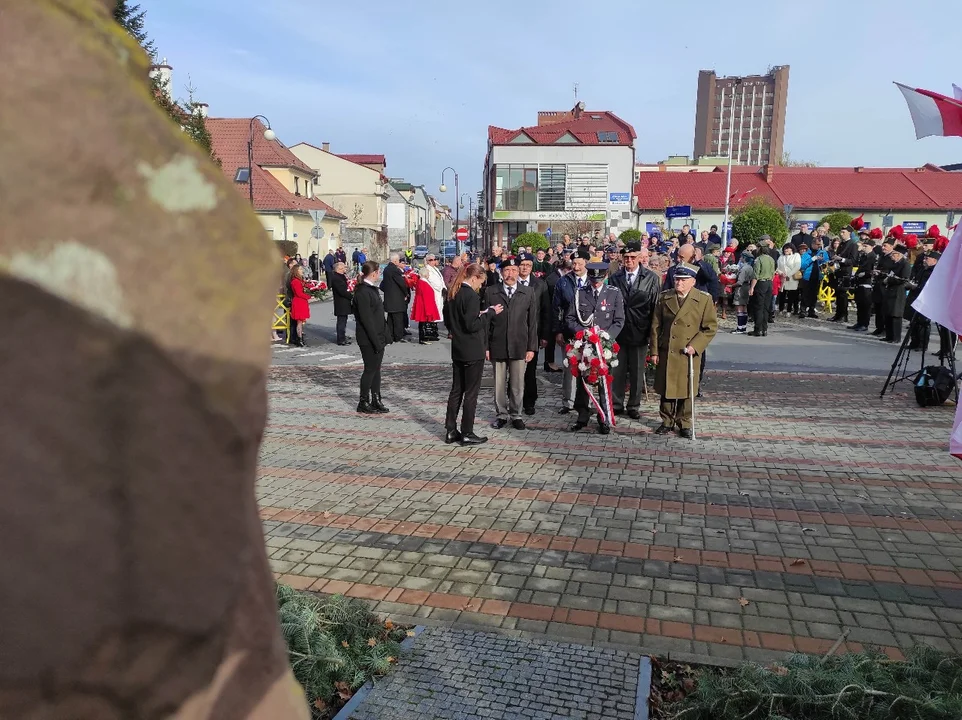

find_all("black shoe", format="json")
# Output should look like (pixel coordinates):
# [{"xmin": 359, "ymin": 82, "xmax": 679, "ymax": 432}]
[
  {"xmin": 871, "ymin": 329, "xmax": 885, "ymax": 336},
  {"xmin": 356, "ymin": 396, "xmax": 378, "ymax": 414},
  {"xmin": 337, "ymin": 340, "xmax": 350, "ymax": 346},
  {"xmin": 445, "ymin": 429, "xmax": 463, "ymax": 444},
  {"xmin": 598, "ymin": 424, "xmax": 611, "ymax": 435},
  {"xmin": 558, "ymin": 407, "xmax": 571, "ymax": 415},
  {"xmin": 654, "ymin": 425, "xmax": 673, "ymax": 435},
  {"xmin": 490, "ymin": 419, "xmax": 507, "ymax": 429},
  {"xmin": 511, "ymin": 419, "xmax": 526, "ymax": 430},
  {"xmin": 749, "ymin": 330, "xmax": 761, "ymax": 337},
  {"xmin": 523, "ymin": 407, "xmax": 535, "ymax": 416},
  {"xmin": 627, "ymin": 409, "xmax": 642, "ymax": 420},
  {"xmin": 613, "ymin": 408, "xmax": 626, "ymax": 416},
  {"xmin": 679, "ymin": 428, "xmax": 694, "ymax": 439},
  {"xmin": 370, "ymin": 393, "xmax": 389, "ymax": 414},
  {"xmin": 404, "ymin": 329, "xmax": 413, "ymax": 336},
  {"xmin": 853, "ymin": 326, "xmax": 867, "ymax": 332},
  {"xmin": 300, "ymin": 337, "xmax": 309, "ymax": 347},
  {"xmin": 459, "ymin": 433, "xmax": 488, "ymax": 446},
  {"xmin": 846, "ymin": 324, "xmax": 860, "ymax": 330},
  {"xmin": 695, "ymin": 392, "xmax": 703, "ymax": 398},
  {"xmin": 762, "ymin": 331, "xmax": 767, "ymax": 337},
  {"xmin": 569, "ymin": 421, "xmax": 588, "ymax": 431}
]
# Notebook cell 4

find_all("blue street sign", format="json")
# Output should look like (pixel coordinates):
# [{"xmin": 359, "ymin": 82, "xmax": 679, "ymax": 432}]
[
  {"xmin": 665, "ymin": 205, "xmax": 692, "ymax": 219},
  {"xmin": 609, "ymin": 192, "xmax": 631, "ymax": 204},
  {"xmin": 902, "ymin": 221, "xmax": 927, "ymax": 233},
  {"xmin": 545, "ymin": 227, "xmax": 552, "ymax": 237}
]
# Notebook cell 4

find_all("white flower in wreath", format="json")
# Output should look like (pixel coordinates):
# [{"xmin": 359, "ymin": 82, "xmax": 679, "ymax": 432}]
[
  {"xmin": 599, "ymin": 331, "xmax": 610, "ymax": 340},
  {"xmin": 573, "ymin": 340, "xmax": 583, "ymax": 349},
  {"xmin": 583, "ymin": 346, "xmax": 593, "ymax": 358},
  {"xmin": 603, "ymin": 349, "xmax": 612, "ymax": 360},
  {"xmin": 578, "ymin": 362, "xmax": 588, "ymax": 372},
  {"xmin": 563, "ymin": 358, "xmax": 569, "ymax": 367},
  {"xmin": 610, "ymin": 359, "xmax": 619, "ymax": 367}
]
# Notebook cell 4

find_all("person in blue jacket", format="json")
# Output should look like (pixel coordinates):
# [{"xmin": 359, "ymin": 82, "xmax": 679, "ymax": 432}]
[{"xmin": 798, "ymin": 237, "xmax": 830, "ymax": 317}]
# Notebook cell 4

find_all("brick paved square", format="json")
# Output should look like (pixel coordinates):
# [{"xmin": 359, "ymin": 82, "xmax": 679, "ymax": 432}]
[{"xmin": 263, "ymin": 362, "xmax": 962, "ymax": 667}]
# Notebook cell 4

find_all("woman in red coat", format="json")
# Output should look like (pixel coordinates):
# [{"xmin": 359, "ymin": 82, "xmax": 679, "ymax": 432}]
[
  {"xmin": 289, "ymin": 264, "xmax": 312, "ymax": 347},
  {"xmin": 410, "ymin": 274, "xmax": 440, "ymax": 344}
]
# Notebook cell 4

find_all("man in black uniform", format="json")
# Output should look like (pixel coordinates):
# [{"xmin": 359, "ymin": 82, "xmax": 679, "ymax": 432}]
[
  {"xmin": 517, "ymin": 252, "xmax": 551, "ymax": 415},
  {"xmin": 608, "ymin": 242, "xmax": 661, "ymax": 419},
  {"xmin": 880, "ymin": 243, "xmax": 911, "ymax": 343},
  {"xmin": 849, "ymin": 238, "xmax": 877, "ymax": 332},
  {"xmin": 906, "ymin": 250, "xmax": 939, "ymax": 350},
  {"xmin": 565, "ymin": 263, "xmax": 625, "ymax": 435},
  {"xmin": 872, "ymin": 238, "xmax": 895, "ymax": 336},
  {"xmin": 829, "ymin": 227, "xmax": 859, "ymax": 322}
]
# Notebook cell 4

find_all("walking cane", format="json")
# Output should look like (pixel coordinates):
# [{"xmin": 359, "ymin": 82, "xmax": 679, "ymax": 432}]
[{"xmin": 687, "ymin": 352, "xmax": 696, "ymax": 440}]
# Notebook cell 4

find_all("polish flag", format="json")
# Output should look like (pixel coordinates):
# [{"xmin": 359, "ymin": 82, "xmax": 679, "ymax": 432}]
[
  {"xmin": 912, "ymin": 224, "xmax": 962, "ymax": 459},
  {"xmin": 895, "ymin": 83, "xmax": 962, "ymax": 139},
  {"xmin": 954, "ymin": 84, "xmax": 962, "ymax": 101}
]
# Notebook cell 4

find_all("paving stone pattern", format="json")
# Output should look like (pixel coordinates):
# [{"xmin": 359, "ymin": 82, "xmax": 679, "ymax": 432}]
[
  {"xmin": 346, "ymin": 626, "xmax": 641, "ymax": 720},
  {"xmin": 262, "ymin": 364, "xmax": 962, "ymax": 665}
]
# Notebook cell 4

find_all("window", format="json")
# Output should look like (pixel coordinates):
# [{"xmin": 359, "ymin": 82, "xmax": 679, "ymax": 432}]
[
  {"xmin": 234, "ymin": 167, "xmax": 250, "ymax": 183},
  {"xmin": 295, "ymin": 177, "xmax": 301, "ymax": 196},
  {"xmin": 494, "ymin": 165, "xmax": 538, "ymax": 211},
  {"xmin": 538, "ymin": 165, "xmax": 566, "ymax": 210},
  {"xmin": 596, "ymin": 131, "xmax": 618, "ymax": 143}
]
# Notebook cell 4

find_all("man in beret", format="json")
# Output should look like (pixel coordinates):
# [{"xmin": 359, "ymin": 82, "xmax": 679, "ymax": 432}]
[
  {"xmin": 849, "ymin": 238, "xmax": 877, "ymax": 332},
  {"xmin": 565, "ymin": 262, "xmax": 625, "ymax": 435},
  {"xmin": 649, "ymin": 264, "xmax": 718, "ymax": 439},
  {"xmin": 484, "ymin": 256, "xmax": 539, "ymax": 430},
  {"xmin": 608, "ymin": 242, "xmax": 661, "ymax": 420},
  {"xmin": 517, "ymin": 252, "xmax": 551, "ymax": 414},
  {"xmin": 872, "ymin": 238, "xmax": 896, "ymax": 335},
  {"xmin": 553, "ymin": 254, "xmax": 589, "ymax": 414}
]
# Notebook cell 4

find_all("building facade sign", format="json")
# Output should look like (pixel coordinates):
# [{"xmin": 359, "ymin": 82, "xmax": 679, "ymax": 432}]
[{"xmin": 492, "ymin": 210, "xmax": 607, "ymax": 222}]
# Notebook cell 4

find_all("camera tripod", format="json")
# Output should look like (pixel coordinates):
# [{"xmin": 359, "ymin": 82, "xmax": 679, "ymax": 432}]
[{"xmin": 880, "ymin": 313, "xmax": 959, "ymax": 402}]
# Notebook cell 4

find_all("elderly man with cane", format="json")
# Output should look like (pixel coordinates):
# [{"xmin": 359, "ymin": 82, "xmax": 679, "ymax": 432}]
[{"xmin": 649, "ymin": 263, "xmax": 718, "ymax": 439}]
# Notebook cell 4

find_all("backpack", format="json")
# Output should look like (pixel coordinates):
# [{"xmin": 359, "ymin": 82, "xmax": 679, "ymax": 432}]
[{"xmin": 914, "ymin": 365, "xmax": 955, "ymax": 407}]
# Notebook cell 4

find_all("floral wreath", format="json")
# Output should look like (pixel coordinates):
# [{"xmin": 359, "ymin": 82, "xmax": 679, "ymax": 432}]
[{"xmin": 564, "ymin": 326, "xmax": 620, "ymax": 426}]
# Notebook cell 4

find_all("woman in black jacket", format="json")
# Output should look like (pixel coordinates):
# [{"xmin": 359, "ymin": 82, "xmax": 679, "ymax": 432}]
[
  {"xmin": 352, "ymin": 261, "xmax": 390, "ymax": 414},
  {"xmin": 444, "ymin": 263, "xmax": 503, "ymax": 446},
  {"xmin": 330, "ymin": 262, "xmax": 353, "ymax": 345}
]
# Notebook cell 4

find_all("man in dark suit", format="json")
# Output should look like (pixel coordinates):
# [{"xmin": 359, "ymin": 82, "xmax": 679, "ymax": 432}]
[
  {"xmin": 517, "ymin": 252, "xmax": 551, "ymax": 415},
  {"xmin": 330, "ymin": 262, "xmax": 354, "ymax": 345},
  {"xmin": 789, "ymin": 223, "xmax": 812, "ymax": 252},
  {"xmin": 565, "ymin": 263, "xmax": 625, "ymax": 435},
  {"xmin": 608, "ymin": 242, "xmax": 661, "ymax": 419},
  {"xmin": 483, "ymin": 257, "xmax": 538, "ymax": 430},
  {"xmin": 552, "ymin": 256, "xmax": 588, "ymax": 413},
  {"xmin": 380, "ymin": 253, "xmax": 410, "ymax": 343},
  {"xmin": 542, "ymin": 259, "xmax": 567, "ymax": 372}
]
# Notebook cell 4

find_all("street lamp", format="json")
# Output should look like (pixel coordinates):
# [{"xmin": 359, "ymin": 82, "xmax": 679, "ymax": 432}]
[
  {"xmin": 248, "ymin": 115, "xmax": 276, "ymax": 207},
  {"xmin": 440, "ymin": 167, "xmax": 459, "ymax": 255},
  {"xmin": 460, "ymin": 192, "xmax": 474, "ymax": 247},
  {"xmin": 721, "ymin": 78, "xmax": 742, "ymax": 246}
]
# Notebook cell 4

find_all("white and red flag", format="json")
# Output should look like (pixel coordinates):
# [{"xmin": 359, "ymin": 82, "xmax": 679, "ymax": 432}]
[
  {"xmin": 954, "ymin": 83, "xmax": 962, "ymax": 101},
  {"xmin": 895, "ymin": 83, "xmax": 962, "ymax": 139},
  {"xmin": 912, "ymin": 224, "xmax": 962, "ymax": 459}
]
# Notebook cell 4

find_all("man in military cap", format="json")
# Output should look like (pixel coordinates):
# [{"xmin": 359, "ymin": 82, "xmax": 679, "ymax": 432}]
[
  {"xmin": 649, "ymin": 263, "xmax": 718, "ymax": 439},
  {"xmin": 608, "ymin": 241, "xmax": 661, "ymax": 419},
  {"xmin": 565, "ymin": 262, "xmax": 625, "ymax": 435}
]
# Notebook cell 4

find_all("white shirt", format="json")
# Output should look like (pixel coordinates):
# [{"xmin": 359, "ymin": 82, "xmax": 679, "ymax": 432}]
[
  {"xmin": 575, "ymin": 274, "xmax": 587, "ymax": 288},
  {"xmin": 504, "ymin": 283, "xmax": 517, "ymax": 298}
]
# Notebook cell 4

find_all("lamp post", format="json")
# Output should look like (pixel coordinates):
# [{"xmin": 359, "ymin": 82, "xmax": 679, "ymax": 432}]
[
  {"xmin": 460, "ymin": 192, "xmax": 473, "ymax": 249},
  {"xmin": 440, "ymin": 167, "xmax": 459, "ymax": 256},
  {"xmin": 248, "ymin": 115, "xmax": 277, "ymax": 208},
  {"xmin": 721, "ymin": 78, "xmax": 742, "ymax": 246}
]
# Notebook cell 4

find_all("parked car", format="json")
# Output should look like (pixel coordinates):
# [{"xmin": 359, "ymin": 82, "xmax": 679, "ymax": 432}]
[{"xmin": 413, "ymin": 245, "xmax": 429, "ymax": 260}]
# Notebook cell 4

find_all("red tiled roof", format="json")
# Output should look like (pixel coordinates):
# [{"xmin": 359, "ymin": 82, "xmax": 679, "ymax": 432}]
[
  {"xmin": 207, "ymin": 117, "xmax": 314, "ymax": 173},
  {"xmin": 336, "ymin": 153, "xmax": 386, "ymax": 166},
  {"xmin": 488, "ymin": 110, "xmax": 636, "ymax": 146},
  {"xmin": 207, "ymin": 117, "xmax": 344, "ymax": 217},
  {"xmin": 634, "ymin": 166, "xmax": 962, "ymax": 211}
]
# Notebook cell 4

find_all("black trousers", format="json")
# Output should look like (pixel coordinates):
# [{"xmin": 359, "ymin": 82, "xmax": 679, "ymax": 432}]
[
  {"xmin": 445, "ymin": 359, "xmax": 484, "ymax": 434},
  {"xmin": 778, "ymin": 289, "xmax": 799, "ymax": 314},
  {"xmin": 854, "ymin": 287, "xmax": 872, "ymax": 328},
  {"xmin": 887, "ymin": 316, "xmax": 904, "ymax": 343},
  {"xmin": 523, "ymin": 354, "xmax": 539, "ymax": 410},
  {"xmin": 387, "ymin": 312, "xmax": 405, "ymax": 342},
  {"xmin": 575, "ymin": 378, "xmax": 611, "ymax": 425},
  {"xmin": 908, "ymin": 314, "xmax": 930, "ymax": 350},
  {"xmin": 801, "ymin": 277, "xmax": 819, "ymax": 315},
  {"xmin": 938, "ymin": 324, "xmax": 958, "ymax": 359},
  {"xmin": 359, "ymin": 345, "xmax": 383, "ymax": 397},
  {"xmin": 752, "ymin": 281, "xmax": 773, "ymax": 334},
  {"xmin": 832, "ymin": 283, "xmax": 849, "ymax": 321},
  {"xmin": 336, "ymin": 315, "xmax": 348, "ymax": 343},
  {"xmin": 875, "ymin": 304, "xmax": 890, "ymax": 335}
]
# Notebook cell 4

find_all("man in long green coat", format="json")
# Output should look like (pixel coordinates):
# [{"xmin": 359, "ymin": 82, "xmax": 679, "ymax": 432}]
[{"xmin": 649, "ymin": 264, "xmax": 718, "ymax": 438}]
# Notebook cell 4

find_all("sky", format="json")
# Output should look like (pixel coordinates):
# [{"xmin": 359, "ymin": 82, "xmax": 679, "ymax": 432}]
[{"xmin": 146, "ymin": 0, "xmax": 955, "ymax": 205}]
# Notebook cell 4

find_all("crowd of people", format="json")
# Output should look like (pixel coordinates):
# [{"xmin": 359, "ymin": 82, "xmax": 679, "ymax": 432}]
[{"xmin": 276, "ymin": 217, "xmax": 955, "ymax": 445}]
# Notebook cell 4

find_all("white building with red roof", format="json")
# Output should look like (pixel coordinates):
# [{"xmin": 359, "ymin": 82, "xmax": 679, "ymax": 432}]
[
  {"xmin": 207, "ymin": 118, "xmax": 345, "ymax": 255},
  {"xmin": 482, "ymin": 102, "xmax": 637, "ymax": 247},
  {"xmin": 633, "ymin": 164, "xmax": 962, "ymax": 239}
]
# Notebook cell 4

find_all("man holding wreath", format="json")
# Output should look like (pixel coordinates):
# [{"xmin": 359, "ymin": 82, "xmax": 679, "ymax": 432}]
[{"xmin": 649, "ymin": 263, "xmax": 718, "ymax": 439}]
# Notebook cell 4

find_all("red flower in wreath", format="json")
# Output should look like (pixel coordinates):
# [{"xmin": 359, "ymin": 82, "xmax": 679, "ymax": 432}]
[
  {"xmin": 612, "ymin": 342, "xmax": 621, "ymax": 353},
  {"xmin": 588, "ymin": 332, "xmax": 600, "ymax": 344},
  {"xmin": 575, "ymin": 330, "xmax": 585, "ymax": 340},
  {"xmin": 319, "ymin": 282, "xmax": 328, "ymax": 291},
  {"xmin": 590, "ymin": 357, "xmax": 601, "ymax": 368},
  {"xmin": 569, "ymin": 364, "xmax": 579, "ymax": 377},
  {"xmin": 565, "ymin": 344, "xmax": 573, "ymax": 353}
]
